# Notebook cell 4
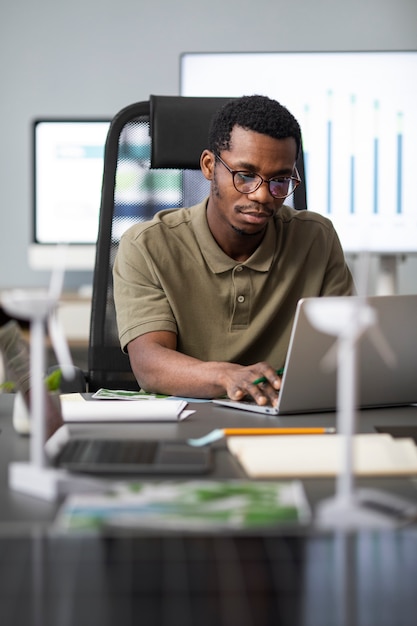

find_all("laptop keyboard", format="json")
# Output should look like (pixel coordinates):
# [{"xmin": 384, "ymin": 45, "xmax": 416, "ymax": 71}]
[{"xmin": 57, "ymin": 439, "xmax": 159, "ymax": 466}]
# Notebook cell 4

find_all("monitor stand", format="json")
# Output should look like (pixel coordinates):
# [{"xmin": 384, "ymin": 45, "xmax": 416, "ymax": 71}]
[{"xmin": 375, "ymin": 254, "xmax": 402, "ymax": 295}]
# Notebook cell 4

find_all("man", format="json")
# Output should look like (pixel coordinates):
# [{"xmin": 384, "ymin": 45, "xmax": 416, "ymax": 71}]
[{"xmin": 113, "ymin": 95, "xmax": 354, "ymax": 406}]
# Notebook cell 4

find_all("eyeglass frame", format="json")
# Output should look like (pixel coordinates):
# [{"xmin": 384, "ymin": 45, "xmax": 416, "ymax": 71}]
[{"xmin": 214, "ymin": 153, "xmax": 301, "ymax": 200}]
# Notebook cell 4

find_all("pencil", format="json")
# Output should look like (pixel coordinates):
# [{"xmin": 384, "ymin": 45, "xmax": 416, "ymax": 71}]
[
  {"xmin": 252, "ymin": 368, "xmax": 284, "ymax": 385},
  {"xmin": 223, "ymin": 427, "xmax": 336, "ymax": 436}
]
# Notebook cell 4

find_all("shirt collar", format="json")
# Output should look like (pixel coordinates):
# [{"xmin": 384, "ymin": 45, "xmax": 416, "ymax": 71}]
[{"xmin": 192, "ymin": 199, "xmax": 276, "ymax": 274}]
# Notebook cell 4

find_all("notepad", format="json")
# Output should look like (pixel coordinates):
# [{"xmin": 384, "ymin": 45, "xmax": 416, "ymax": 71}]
[
  {"xmin": 227, "ymin": 434, "xmax": 417, "ymax": 478},
  {"xmin": 60, "ymin": 394, "xmax": 190, "ymax": 422}
]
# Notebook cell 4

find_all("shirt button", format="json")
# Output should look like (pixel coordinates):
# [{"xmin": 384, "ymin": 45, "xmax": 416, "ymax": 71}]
[
  {"xmin": 236, "ymin": 265, "xmax": 243, "ymax": 272},
  {"xmin": 237, "ymin": 295, "xmax": 245, "ymax": 303}
]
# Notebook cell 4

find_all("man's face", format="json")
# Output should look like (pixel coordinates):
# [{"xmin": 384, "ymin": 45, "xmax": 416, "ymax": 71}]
[{"xmin": 202, "ymin": 126, "xmax": 298, "ymax": 238}]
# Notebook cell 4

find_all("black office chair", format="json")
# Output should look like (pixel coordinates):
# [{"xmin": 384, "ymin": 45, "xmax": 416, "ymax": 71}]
[{"xmin": 86, "ymin": 95, "xmax": 308, "ymax": 392}]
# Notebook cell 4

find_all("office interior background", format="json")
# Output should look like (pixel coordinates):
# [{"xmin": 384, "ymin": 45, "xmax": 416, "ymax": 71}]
[{"xmin": 1, "ymin": 0, "xmax": 417, "ymax": 295}]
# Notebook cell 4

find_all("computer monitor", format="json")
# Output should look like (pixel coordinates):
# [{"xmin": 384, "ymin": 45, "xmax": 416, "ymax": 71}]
[
  {"xmin": 29, "ymin": 119, "xmax": 110, "ymax": 271},
  {"xmin": 180, "ymin": 51, "xmax": 417, "ymax": 255}
]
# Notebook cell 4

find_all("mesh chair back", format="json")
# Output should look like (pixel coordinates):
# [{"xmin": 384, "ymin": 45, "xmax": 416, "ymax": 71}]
[
  {"xmin": 88, "ymin": 101, "xmax": 211, "ymax": 390},
  {"xmin": 88, "ymin": 97, "xmax": 307, "ymax": 391}
]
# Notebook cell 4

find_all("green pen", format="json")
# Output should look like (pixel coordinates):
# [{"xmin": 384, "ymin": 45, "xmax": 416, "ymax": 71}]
[{"xmin": 252, "ymin": 368, "xmax": 284, "ymax": 385}]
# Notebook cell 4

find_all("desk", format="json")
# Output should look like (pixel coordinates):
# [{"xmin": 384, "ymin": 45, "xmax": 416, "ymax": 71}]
[
  {"xmin": 1, "ymin": 394, "xmax": 417, "ymax": 525},
  {"xmin": 1, "ymin": 394, "xmax": 417, "ymax": 626}
]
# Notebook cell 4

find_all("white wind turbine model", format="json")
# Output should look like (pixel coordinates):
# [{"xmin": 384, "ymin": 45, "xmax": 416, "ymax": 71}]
[
  {"xmin": 2, "ymin": 249, "xmax": 100, "ymax": 500},
  {"xmin": 305, "ymin": 254, "xmax": 415, "ymax": 528}
]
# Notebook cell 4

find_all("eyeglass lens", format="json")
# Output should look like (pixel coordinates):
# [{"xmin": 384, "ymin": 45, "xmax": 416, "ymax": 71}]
[{"xmin": 216, "ymin": 154, "xmax": 299, "ymax": 199}]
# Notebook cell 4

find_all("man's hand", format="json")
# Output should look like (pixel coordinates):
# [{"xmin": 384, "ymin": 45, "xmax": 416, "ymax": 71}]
[
  {"xmin": 222, "ymin": 362, "xmax": 282, "ymax": 407},
  {"xmin": 128, "ymin": 333, "xmax": 283, "ymax": 406}
]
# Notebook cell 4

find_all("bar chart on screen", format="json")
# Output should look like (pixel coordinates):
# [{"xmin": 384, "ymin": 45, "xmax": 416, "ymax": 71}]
[{"xmin": 181, "ymin": 51, "xmax": 417, "ymax": 255}]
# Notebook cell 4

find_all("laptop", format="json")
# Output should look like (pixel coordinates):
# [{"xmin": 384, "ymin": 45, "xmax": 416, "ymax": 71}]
[
  {"xmin": 51, "ymin": 437, "xmax": 212, "ymax": 475},
  {"xmin": 213, "ymin": 294, "xmax": 417, "ymax": 415}
]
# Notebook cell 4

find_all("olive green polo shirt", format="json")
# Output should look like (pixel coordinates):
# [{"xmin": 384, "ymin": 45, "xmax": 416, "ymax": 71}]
[{"xmin": 113, "ymin": 199, "xmax": 353, "ymax": 368}]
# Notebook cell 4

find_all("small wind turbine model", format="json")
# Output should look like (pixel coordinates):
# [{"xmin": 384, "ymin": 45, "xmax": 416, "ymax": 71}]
[
  {"xmin": 304, "ymin": 255, "xmax": 415, "ymax": 528},
  {"xmin": 2, "ymin": 249, "xmax": 99, "ymax": 500}
]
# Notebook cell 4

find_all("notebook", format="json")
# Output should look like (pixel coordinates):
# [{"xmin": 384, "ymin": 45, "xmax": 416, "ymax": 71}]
[
  {"xmin": 227, "ymin": 433, "xmax": 417, "ymax": 477},
  {"xmin": 213, "ymin": 294, "xmax": 417, "ymax": 415}
]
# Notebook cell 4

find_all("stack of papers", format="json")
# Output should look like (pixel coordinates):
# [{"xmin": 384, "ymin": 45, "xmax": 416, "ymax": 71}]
[
  {"xmin": 54, "ymin": 480, "xmax": 311, "ymax": 532},
  {"xmin": 60, "ymin": 393, "xmax": 190, "ymax": 422},
  {"xmin": 227, "ymin": 434, "xmax": 417, "ymax": 478}
]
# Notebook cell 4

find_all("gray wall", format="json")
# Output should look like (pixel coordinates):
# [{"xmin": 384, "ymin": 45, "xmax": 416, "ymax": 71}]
[{"xmin": 1, "ymin": 0, "xmax": 417, "ymax": 293}]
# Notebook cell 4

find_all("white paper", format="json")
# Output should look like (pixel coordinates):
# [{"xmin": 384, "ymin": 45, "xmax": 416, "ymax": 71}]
[{"xmin": 61, "ymin": 398, "xmax": 188, "ymax": 423}]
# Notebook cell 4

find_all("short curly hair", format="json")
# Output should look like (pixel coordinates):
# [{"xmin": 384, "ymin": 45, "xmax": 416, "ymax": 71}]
[{"xmin": 208, "ymin": 95, "xmax": 301, "ymax": 157}]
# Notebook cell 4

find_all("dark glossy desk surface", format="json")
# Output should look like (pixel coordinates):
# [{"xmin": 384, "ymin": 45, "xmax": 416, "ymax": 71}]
[
  {"xmin": 0, "ymin": 530, "xmax": 417, "ymax": 626},
  {"xmin": 1, "ymin": 394, "xmax": 417, "ymax": 626}
]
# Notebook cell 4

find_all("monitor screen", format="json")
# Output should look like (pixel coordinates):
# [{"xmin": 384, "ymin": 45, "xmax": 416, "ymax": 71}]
[
  {"xmin": 180, "ymin": 51, "xmax": 417, "ymax": 254},
  {"xmin": 30, "ymin": 119, "xmax": 110, "ymax": 270}
]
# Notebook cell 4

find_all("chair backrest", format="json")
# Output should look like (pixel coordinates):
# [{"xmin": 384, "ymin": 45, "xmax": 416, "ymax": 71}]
[{"xmin": 87, "ymin": 96, "xmax": 307, "ymax": 391}]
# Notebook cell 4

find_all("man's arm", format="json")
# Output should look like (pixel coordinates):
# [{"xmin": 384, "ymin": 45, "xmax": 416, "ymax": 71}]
[{"xmin": 127, "ymin": 330, "xmax": 281, "ymax": 406}]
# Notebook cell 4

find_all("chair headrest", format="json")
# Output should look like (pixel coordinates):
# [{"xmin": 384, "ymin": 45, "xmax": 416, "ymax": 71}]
[{"xmin": 150, "ymin": 95, "xmax": 233, "ymax": 170}]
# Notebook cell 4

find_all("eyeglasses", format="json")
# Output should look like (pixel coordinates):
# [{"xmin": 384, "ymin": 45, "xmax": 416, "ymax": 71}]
[{"xmin": 215, "ymin": 154, "xmax": 301, "ymax": 199}]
